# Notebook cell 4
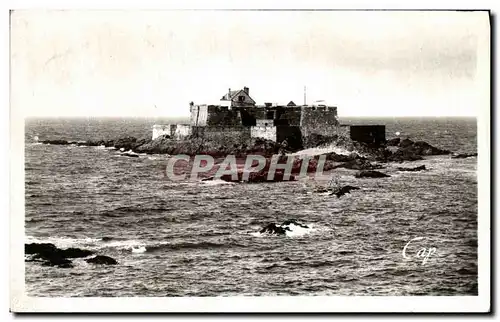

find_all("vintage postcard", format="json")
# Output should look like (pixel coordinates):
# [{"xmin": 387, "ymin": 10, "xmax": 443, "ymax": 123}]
[{"xmin": 9, "ymin": 9, "xmax": 490, "ymax": 313}]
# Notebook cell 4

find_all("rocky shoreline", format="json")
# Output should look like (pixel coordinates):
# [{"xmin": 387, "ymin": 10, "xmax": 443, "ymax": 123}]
[
  {"xmin": 36, "ymin": 134, "xmax": 463, "ymax": 184},
  {"xmin": 40, "ymin": 134, "xmax": 453, "ymax": 161}
]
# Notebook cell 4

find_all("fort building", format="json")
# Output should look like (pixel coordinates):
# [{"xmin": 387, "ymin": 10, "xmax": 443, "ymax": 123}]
[{"xmin": 152, "ymin": 87, "xmax": 385, "ymax": 147}]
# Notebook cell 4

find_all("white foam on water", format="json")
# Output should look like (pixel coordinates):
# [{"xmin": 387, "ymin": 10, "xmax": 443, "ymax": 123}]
[
  {"xmin": 25, "ymin": 236, "xmax": 102, "ymax": 248},
  {"xmin": 250, "ymin": 222, "xmax": 318, "ymax": 238},
  {"xmin": 200, "ymin": 179, "xmax": 236, "ymax": 186},
  {"xmin": 131, "ymin": 246, "xmax": 147, "ymax": 253},
  {"xmin": 120, "ymin": 149, "xmax": 139, "ymax": 156},
  {"xmin": 101, "ymin": 239, "xmax": 145, "ymax": 250},
  {"xmin": 290, "ymin": 144, "xmax": 355, "ymax": 158},
  {"xmin": 283, "ymin": 223, "xmax": 316, "ymax": 237},
  {"xmin": 95, "ymin": 145, "xmax": 106, "ymax": 149}
]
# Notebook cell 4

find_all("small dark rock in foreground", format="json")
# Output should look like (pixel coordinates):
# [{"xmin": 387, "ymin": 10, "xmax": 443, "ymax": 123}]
[
  {"xmin": 330, "ymin": 185, "xmax": 360, "ymax": 198},
  {"xmin": 355, "ymin": 170, "xmax": 391, "ymax": 178},
  {"xmin": 260, "ymin": 223, "xmax": 290, "ymax": 235},
  {"xmin": 86, "ymin": 255, "xmax": 118, "ymax": 265},
  {"xmin": 25, "ymin": 243, "xmax": 58, "ymax": 255},
  {"xmin": 25, "ymin": 243, "xmax": 116, "ymax": 268},
  {"xmin": 259, "ymin": 219, "xmax": 309, "ymax": 236},
  {"xmin": 396, "ymin": 165, "xmax": 426, "ymax": 172}
]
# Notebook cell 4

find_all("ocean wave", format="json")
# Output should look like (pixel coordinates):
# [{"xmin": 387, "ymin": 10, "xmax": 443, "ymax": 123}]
[
  {"xmin": 25, "ymin": 236, "xmax": 245, "ymax": 254},
  {"xmin": 145, "ymin": 241, "xmax": 245, "ymax": 252},
  {"xmin": 25, "ymin": 235, "xmax": 102, "ymax": 249},
  {"xmin": 290, "ymin": 144, "xmax": 355, "ymax": 157}
]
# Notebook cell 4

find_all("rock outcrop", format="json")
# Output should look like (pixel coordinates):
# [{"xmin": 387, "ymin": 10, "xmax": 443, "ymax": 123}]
[
  {"xmin": 451, "ymin": 153, "xmax": 478, "ymax": 159},
  {"xmin": 354, "ymin": 170, "xmax": 391, "ymax": 178},
  {"xmin": 38, "ymin": 133, "xmax": 452, "ymax": 166},
  {"xmin": 86, "ymin": 255, "xmax": 118, "ymax": 265},
  {"xmin": 330, "ymin": 185, "xmax": 360, "ymax": 198},
  {"xmin": 397, "ymin": 165, "xmax": 426, "ymax": 172},
  {"xmin": 259, "ymin": 223, "xmax": 291, "ymax": 235},
  {"xmin": 333, "ymin": 159, "xmax": 384, "ymax": 170},
  {"xmin": 25, "ymin": 243, "xmax": 116, "ymax": 268},
  {"xmin": 259, "ymin": 219, "xmax": 310, "ymax": 236}
]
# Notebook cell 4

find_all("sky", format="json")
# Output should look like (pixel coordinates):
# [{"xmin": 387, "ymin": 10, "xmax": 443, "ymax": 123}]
[{"xmin": 10, "ymin": 10, "xmax": 489, "ymax": 117}]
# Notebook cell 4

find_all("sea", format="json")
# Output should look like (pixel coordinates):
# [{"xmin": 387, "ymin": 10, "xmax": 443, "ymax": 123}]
[{"xmin": 24, "ymin": 117, "xmax": 478, "ymax": 296}]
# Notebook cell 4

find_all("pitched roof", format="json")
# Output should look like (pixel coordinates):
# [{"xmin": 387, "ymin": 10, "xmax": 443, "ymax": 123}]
[
  {"xmin": 220, "ymin": 89, "xmax": 256, "ymax": 104},
  {"xmin": 221, "ymin": 90, "xmax": 241, "ymax": 101}
]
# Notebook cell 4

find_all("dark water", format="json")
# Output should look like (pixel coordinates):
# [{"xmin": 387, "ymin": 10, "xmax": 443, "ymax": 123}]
[{"xmin": 24, "ymin": 117, "xmax": 478, "ymax": 296}]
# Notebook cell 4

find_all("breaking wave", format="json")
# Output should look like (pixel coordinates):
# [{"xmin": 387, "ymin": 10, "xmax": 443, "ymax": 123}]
[
  {"xmin": 251, "ymin": 222, "xmax": 319, "ymax": 238},
  {"xmin": 25, "ymin": 236, "xmax": 247, "ymax": 253},
  {"xmin": 290, "ymin": 144, "xmax": 357, "ymax": 158}
]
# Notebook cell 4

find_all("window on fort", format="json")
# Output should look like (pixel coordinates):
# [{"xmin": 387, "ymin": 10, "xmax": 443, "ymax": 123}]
[
  {"xmin": 266, "ymin": 111, "xmax": 274, "ymax": 119},
  {"xmin": 238, "ymin": 96, "xmax": 245, "ymax": 102}
]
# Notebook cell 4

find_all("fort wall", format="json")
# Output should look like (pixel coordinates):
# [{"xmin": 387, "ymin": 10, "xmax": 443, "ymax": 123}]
[
  {"xmin": 191, "ymin": 126, "xmax": 251, "ymax": 142},
  {"xmin": 251, "ymin": 120, "xmax": 277, "ymax": 142},
  {"xmin": 276, "ymin": 126, "xmax": 303, "ymax": 150},
  {"xmin": 300, "ymin": 106, "xmax": 339, "ymax": 137}
]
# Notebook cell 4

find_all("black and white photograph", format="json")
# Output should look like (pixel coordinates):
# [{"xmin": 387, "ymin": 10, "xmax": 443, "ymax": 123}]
[{"xmin": 9, "ymin": 7, "xmax": 491, "ymax": 313}]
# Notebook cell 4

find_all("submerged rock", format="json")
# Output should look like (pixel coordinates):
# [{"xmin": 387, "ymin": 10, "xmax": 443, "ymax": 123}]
[
  {"xmin": 313, "ymin": 185, "xmax": 360, "ymax": 198},
  {"xmin": 40, "ymin": 256, "xmax": 74, "ymax": 268},
  {"xmin": 40, "ymin": 139, "xmax": 70, "ymax": 145},
  {"xmin": 334, "ymin": 159, "xmax": 383, "ymax": 170},
  {"xmin": 451, "ymin": 153, "xmax": 478, "ymax": 159},
  {"xmin": 330, "ymin": 185, "xmax": 360, "ymax": 198},
  {"xmin": 259, "ymin": 219, "xmax": 310, "ymax": 236},
  {"xmin": 322, "ymin": 152, "xmax": 360, "ymax": 162},
  {"xmin": 397, "ymin": 165, "xmax": 426, "ymax": 172},
  {"xmin": 355, "ymin": 170, "xmax": 391, "ymax": 178},
  {"xmin": 86, "ymin": 255, "xmax": 118, "ymax": 265},
  {"xmin": 260, "ymin": 223, "xmax": 290, "ymax": 236}
]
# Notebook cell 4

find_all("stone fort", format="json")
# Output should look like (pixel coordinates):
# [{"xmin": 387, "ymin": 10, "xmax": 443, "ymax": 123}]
[{"xmin": 152, "ymin": 87, "xmax": 385, "ymax": 148}]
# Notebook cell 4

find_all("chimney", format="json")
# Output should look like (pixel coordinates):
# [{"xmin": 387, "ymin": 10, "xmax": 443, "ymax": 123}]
[
  {"xmin": 243, "ymin": 87, "xmax": 249, "ymax": 95},
  {"xmin": 228, "ymin": 88, "xmax": 231, "ymax": 99}
]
